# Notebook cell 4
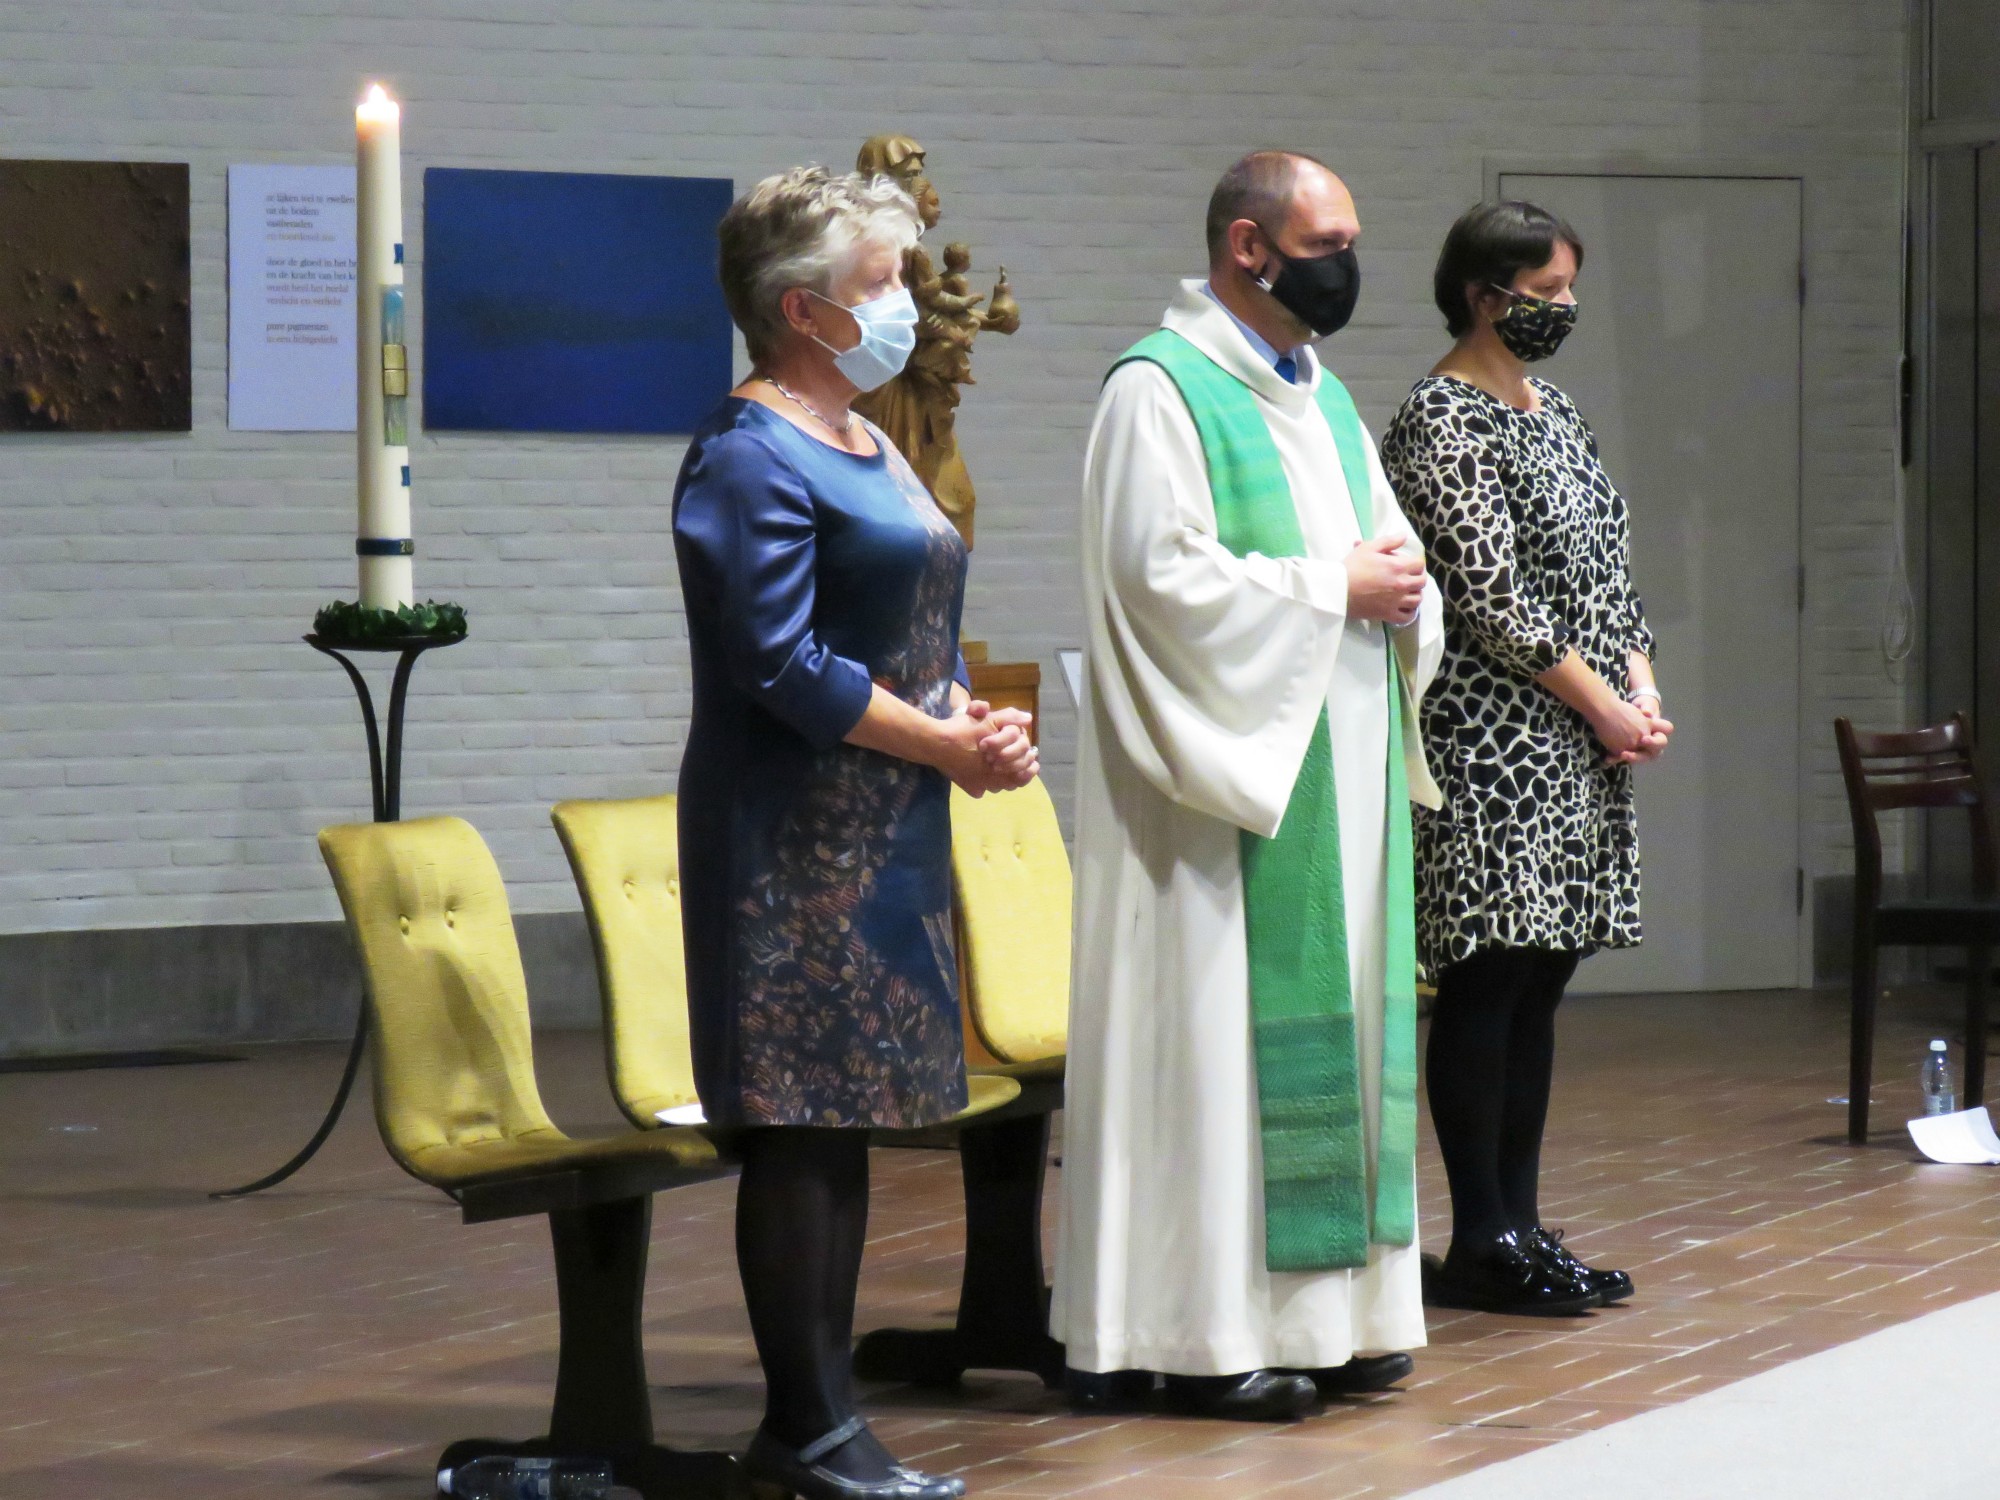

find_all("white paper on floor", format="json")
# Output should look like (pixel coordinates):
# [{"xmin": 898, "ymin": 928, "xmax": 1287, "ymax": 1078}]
[
  {"xmin": 1907, "ymin": 1105, "xmax": 2000, "ymax": 1164},
  {"xmin": 655, "ymin": 1103, "xmax": 708, "ymax": 1125}
]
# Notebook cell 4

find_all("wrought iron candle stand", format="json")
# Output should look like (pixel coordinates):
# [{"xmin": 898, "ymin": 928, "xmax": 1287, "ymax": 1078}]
[{"xmin": 212, "ymin": 630, "xmax": 462, "ymax": 1200}]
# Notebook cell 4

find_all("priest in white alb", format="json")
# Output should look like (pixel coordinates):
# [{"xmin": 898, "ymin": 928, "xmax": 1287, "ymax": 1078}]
[{"xmin": 1052, "ymin": 150, "xmax": 1445, "ymax": 1421}]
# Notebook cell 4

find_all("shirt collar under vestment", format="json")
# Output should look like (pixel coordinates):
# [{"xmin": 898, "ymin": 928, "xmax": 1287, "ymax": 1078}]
[
  {"xmin": 1166, "ymin": 280, "xmax": 1319, "ymax": 412},
  {"xmin": 1200, "ymin": 280, "xmax": 1300, "ymax": 376}
]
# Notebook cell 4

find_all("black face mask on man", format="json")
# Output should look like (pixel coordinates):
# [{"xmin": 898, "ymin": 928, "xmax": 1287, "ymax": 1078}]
[
  {"xmin": 1254, "ymin": 235, "xmax": 1361, "ymax": 338},
  {"xmin": 1488, "ymin": 286, "xmax": 1577, "ymax": 362}
]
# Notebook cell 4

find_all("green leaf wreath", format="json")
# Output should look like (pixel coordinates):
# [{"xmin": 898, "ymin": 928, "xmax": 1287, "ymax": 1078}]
[{"xmin": 312, "ymin": 599, "xmax": 469, "ymax": 646}]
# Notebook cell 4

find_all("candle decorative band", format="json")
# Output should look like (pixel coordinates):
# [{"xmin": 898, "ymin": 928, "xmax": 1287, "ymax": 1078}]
[
  {"xmin": 381, "ymin": 286, "xmax": 408, "ymax": 446},
  {"xmin": 357, "ymin": 537, "xmax": 415, "ymax": 556}
]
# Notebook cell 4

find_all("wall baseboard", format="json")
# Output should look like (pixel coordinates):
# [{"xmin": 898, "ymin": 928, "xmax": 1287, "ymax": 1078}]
[{"xmin": 0, "ymin": 912, "xmax": 601, "ymax": 1059}]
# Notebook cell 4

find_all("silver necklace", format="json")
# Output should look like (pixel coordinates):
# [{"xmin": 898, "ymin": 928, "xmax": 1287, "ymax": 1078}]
[{"xmin": 762, "ymin": 376, "xmax": 855, "ymax": 438}]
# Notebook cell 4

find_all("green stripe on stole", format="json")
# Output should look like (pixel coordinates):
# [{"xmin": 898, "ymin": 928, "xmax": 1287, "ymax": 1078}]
[{"xmin": 1113, "ymin": 327, "xmax": 1419, "ymax": 1272}]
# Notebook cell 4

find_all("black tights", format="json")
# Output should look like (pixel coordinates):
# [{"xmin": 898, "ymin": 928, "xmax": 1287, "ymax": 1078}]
[
  {"xmin": 733, "ymin": 1127, "xmax": 897, "ymax": 1479},
  {"xmin": 1425, "ymin": 945, "xmax": 1579, "ymax": 1258}
]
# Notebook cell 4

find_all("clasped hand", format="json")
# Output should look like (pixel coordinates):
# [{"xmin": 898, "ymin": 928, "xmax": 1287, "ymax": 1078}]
[
  {"xmin": 1592, "ymin": 697, "xmax": 1673, "ymax": 767},
  {"xmin": 1345, "ymin": 534, "xmax": 1426, "ymax": 627},
  {"xmin": 939, "ymin": 700, "xmax": 1039, "ymax": 797}
]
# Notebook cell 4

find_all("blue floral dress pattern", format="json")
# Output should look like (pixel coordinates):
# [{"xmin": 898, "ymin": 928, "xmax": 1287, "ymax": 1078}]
[{"xmin": 673, "ymin": 397, "xmax": 970, "ymax": 1129}]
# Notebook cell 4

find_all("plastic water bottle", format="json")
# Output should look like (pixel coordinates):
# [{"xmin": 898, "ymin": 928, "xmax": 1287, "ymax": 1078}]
[
  {"xmin": 435, "ymin": 1455, "xmax": 622, "ymax": 1500},
  {"xmin": 1921, "ymin": 1038, "xmax": 1957, "ymax": 1116}
]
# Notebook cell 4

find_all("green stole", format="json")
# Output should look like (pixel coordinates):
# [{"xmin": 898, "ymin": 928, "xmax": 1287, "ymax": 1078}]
[{"xmin": 1113, "ymin": 328, "xmax": 1419, "ymax": 1272}]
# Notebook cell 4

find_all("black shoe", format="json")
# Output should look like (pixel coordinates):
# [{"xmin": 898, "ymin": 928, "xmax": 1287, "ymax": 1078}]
[
  {"xmin": 1160, "ymin": 1369, "xmax": 1319, "ymax": 1422},
  {"xmin": 1426, "ymin": 1229, "xmax": 1599, "ymax": 1317},
  {"xmin": 1514, "ymin": 1226, "xmax": 1602, "ymax": 1306},
  {"xmin": 1420, "ymin": 1249, "xmax": 1445, "ymax": 1301},
  {"xmin": 1065, "ymin": 1367, "xmax": 1155, "ymax": 1413},
  {"xmin": 1529, "ymin": 1226, "xmax": 1634, "ymax": 1305},
  {"xmin": 742, "ymin": 1416, "xmax": 966, "ymax": 1500},
  {"xmin": 1286, "ymin": 1351, "xmax": 1414, "ymax": 1397}
]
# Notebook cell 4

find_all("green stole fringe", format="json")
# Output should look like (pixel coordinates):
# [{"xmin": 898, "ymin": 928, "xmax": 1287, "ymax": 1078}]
[{"xmin": 1113, "ymin": 328, "xmax": 1418, "ymax": 1271}]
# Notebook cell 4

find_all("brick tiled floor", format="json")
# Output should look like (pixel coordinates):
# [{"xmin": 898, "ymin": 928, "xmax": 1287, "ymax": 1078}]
[{"xmin": 3, "ymin": 985, "xmax": 1997, "ymax": 1498}]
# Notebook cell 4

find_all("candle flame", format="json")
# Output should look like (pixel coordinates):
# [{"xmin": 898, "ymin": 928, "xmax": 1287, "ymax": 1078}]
[{"xmin": 356, "ymin": 83, "xmax": 400, "ymax": 125}]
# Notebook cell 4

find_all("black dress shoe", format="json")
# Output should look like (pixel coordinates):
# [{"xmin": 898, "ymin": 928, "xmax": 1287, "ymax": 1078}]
[
  {"xmin": 1287, "ymin": 1351, "xmax": 1414, "ymax": 1397},
  {"xmin": 1420, "ymin": 1249, "xmax": 1445, "ymax": 1300},
  {"xmin": 1426, "ymin": 1229, "xmax": 1599, "ymax": 1317},
  {"xmin": 1530, "ymin": 1227, "xmax": 1634, "ymax": 1305},
  {"xmin": 1065, "ymin": 1367, "xmax": 1155, "ymax": 1412},
  {"xmin": 742, "ymin": 1416, "xmax": 966, "ymax": 1500},
  {"xmin": 1160, "ymin": 1369, "xmax": 1319, "ymax": 1422}
]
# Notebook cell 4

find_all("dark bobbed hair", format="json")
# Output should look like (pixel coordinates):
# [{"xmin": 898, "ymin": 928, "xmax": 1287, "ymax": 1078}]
[
  {"xmin": 1205, "ymin": 149, "xmax": 1334, "ymax": 260},
  {"xmin": 1432, "ymin": 200, "xmax": 1584, "ymax": 337}
]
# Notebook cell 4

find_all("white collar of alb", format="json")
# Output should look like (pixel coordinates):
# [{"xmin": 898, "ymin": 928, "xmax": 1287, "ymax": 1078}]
[{"xmin": 1163, "ymin": 279, "xmax": 1318, "ymax": 408}]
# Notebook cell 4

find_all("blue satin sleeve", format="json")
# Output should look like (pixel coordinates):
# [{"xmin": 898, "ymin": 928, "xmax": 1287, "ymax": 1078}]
[
  {"xmin": 673, "ymin": 428, "xmax": 875, "ymax": 749},
  {"xmin": 953, "ymin": 653, "xmax": 971, "ymax": 695}
]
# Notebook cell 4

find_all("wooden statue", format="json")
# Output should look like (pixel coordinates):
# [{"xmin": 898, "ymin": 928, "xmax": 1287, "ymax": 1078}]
[{"xmin": 853, "ymin": 134, "xmax": 1018, "ymax": 548}]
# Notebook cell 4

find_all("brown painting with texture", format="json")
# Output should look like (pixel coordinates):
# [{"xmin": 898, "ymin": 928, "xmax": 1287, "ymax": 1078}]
[{"xmin": 0, "ymin": 160, "xmax": 192, "ymax": 432}]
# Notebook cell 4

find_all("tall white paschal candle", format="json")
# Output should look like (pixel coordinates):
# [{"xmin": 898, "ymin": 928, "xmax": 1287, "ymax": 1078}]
[{"xmin": 355, "ymin": 83, "xmax": 413, "ymax": 610}]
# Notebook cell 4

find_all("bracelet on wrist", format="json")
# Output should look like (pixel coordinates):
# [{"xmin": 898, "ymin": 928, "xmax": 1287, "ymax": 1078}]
[{"xmin": 1628, "ymin": 688, "xmax": 1661, "ymax": 706}]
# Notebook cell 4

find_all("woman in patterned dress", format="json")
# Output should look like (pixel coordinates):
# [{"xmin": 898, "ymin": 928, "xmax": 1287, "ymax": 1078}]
[
  {"xmin": 1380, "ymin": 201, "xmax": 1672, "ymax": 1318},
  {"xmin": 674, "ymin": 166, "xmax": 1037, "ymax": 1500}
]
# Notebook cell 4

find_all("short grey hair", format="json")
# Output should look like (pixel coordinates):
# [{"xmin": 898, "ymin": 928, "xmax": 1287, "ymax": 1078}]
[{"xmin": 718, "ymin": 165, "xmax": 921, "ymax": 363}]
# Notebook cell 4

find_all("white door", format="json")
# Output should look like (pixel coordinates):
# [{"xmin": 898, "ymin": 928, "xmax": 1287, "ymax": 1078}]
[{"xmin": 1496, "ymin": 172, "xmax": 1803, "ymax": 993}]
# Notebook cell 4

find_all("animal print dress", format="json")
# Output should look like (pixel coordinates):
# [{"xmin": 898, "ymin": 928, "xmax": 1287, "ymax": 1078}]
[{"xmin": 1380, "ymin": 375, "xmax": 1654, "ymax": 976}]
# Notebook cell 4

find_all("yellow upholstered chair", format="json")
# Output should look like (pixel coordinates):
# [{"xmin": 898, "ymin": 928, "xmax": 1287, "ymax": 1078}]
[
  {"xmin": 951, "ymin": 779, "xmax": 1071, "ymax": 1072},
  {"xmin": 317, "ymin": 816, "xmax": 729, "ymax": 1486},
  {"xmin": 553, "ymin": 787, "xmax": 1065, "ymax": 1388},
  {"xmin": 849, "ymin": 777, "xmax": 1072, "ymax": 1387},
  {"xmin": 543, "ymin": 794, "xmax": 700, "ymax": 1129},
  {"xmin": 549, "ymin": 794, "xmax": 1020, "ymax": 1129}
]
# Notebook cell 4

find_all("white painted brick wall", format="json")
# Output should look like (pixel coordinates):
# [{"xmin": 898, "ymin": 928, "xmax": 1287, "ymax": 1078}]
[{"xmin": 0, "ymin": 0, "xmax": 1909, "ymax": 956}]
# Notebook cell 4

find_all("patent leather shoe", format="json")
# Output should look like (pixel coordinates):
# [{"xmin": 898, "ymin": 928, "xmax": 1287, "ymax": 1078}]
[
  {"xmin": 1285, "ymin": 1351, "xmax": 1414, "ymax": 1397},
  {"xmin": 742, "ymin": 1416, "xmax": 966, "ymax": 1500},
  {"xmin": 1160, "ymin": 1369, "xmax": 1319, "ymax": 1421},
  {"xmin": 1425, "ymin": 1229, "xmax": 1599, "ymax": 1316},
  {"xmin": 1065, "ymin": 1367, "xmax": 1155, "ymax": 1413},
  {"xmin": 1530, "ymin": 1226, "xmax": 1634, "ymax": 1305}
]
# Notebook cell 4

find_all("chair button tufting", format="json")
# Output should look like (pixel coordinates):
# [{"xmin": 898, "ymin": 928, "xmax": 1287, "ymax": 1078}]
[
  {"xmin": 668, "ymin": 878, "xmax": 679, "ymax": 896},
  {"xmin": 398, "ymin": 916, "xmax": 410, "ymax": 934},
  {"xmin": 1014, "ymin": 842, "xmax": 1025, "ymax": 858}
]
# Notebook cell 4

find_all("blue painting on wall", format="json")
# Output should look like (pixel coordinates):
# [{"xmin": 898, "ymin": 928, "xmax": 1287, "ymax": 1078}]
[{"xmin": 422, "ymin": 167, "xmax": 733, "ymax": 434}]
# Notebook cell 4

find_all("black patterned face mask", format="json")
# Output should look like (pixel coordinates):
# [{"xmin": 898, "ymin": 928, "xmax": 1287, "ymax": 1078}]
[{"xmin": 1489, "ymin": 286, "xmax": 1577, "ymax": 362}]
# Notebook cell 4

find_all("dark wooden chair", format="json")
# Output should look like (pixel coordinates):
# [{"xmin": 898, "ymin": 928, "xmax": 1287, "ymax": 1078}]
[{"xmin": 1834, "ymin": 714, "xmax": 2000, "ymax": 1142}]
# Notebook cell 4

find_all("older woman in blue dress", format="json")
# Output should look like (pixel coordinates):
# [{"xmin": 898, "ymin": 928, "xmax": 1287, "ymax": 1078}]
[{"xmin": 673, "ymin": 167, "xmax": 1036, "ymax": 1500}]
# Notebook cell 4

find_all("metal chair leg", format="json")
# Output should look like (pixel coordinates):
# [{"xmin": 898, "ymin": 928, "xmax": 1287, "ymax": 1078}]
[
  {"xmin": 1849, "ymin": 934, "xmax": 1879, "ymax": 1144},
  {"xmin": 1965, "ymin": 943, "xmax": 1991, "ymax": 1109},
  {"xmin": 434, "ymin": 1195, "xmax": 740, "ymax": 1499},
  {"xmin": 548, "ymin": 1197, "xmax": 655, "ymax": 1451},
  {"xmin": 852, "ymin": 1111, "xmax": 1065, "ymax": 1388},
  {"xmin": 952, "ymin": 1113, "xmax": 1065, "ymax": 1384}
]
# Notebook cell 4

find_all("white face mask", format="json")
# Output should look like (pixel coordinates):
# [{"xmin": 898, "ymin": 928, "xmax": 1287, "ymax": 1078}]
[{"xmin": 808, "ymin": 287, "xmax": 918, "ymax": 391}]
